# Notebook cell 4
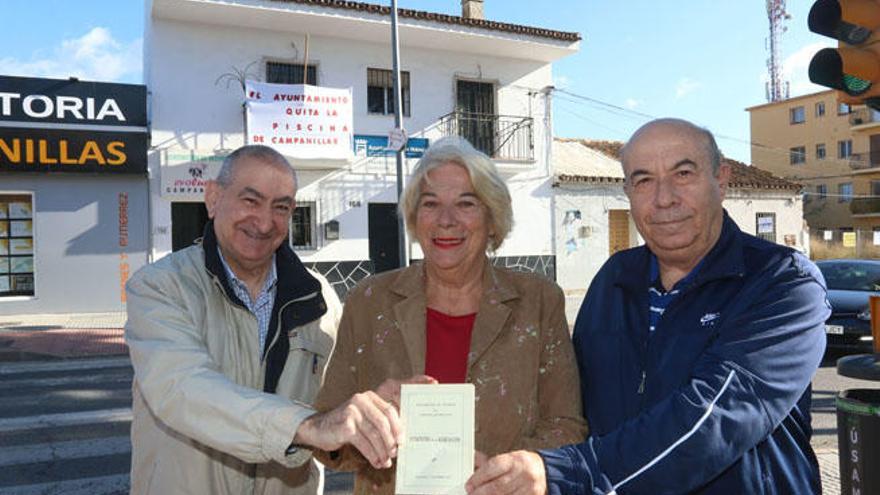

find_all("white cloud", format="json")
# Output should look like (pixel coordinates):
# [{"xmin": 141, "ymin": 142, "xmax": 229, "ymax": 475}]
[
  {"xmin": 675, "ymin": 77, "xmax": 701, "ymax": 99},
  {"xmin": 625, "ymin": 98, "xmax": 639, "ymax": 109},
  {"xmin": 0, "ymin": 27, "xmax": 142, "ymax": 82},
  {"xmin": 780, "ymin": 41, "xmax": 836, "ymax": 97},
  {"xmin": 554, "ymin": 74, "xmax": 571, "ymax": 90}
]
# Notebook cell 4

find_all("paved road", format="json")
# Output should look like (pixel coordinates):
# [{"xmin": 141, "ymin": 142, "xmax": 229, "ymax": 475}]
[
  {"xmin": 0, "ymin": 357, "xmax": 133, "ymax": 494},
  {"xmin": 0, "ymin": 356, "xmax": 355, "ymax": 494},
  {"xmin": 1, "ymin": 351, "xmax": 874, "ymax": 494}
]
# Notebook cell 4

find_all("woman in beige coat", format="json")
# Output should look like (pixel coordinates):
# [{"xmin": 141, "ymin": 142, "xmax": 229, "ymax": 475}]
[{"xmin": 315, "ymin": 137, "xmax": 586, "ymax": 494}]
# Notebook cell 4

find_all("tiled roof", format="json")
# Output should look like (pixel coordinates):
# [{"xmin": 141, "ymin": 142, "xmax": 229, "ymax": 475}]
[
  {"xmin": 268, "ymin": 0, "xmax": 581, "ymax": 42},
  {"xmin": 556, "ymin": 139, "xmax": 801, "ymax": 191}
]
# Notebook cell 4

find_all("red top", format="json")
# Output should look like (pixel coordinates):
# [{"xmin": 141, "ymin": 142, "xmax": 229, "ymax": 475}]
[{"xmin": 424, "ymin": 308, "xmax": 477, "ymax": 384}]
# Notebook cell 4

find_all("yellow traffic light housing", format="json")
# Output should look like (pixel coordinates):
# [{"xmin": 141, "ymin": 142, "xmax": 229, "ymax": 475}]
[{"xmin": 808, "ymin": 0, "xmax": 880, "ymax": 107}]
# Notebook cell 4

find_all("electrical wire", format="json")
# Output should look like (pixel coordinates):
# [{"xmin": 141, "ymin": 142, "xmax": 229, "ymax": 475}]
[{"xmin": 551, "ymin": 88, "xmax": 880, "ymax": 178}]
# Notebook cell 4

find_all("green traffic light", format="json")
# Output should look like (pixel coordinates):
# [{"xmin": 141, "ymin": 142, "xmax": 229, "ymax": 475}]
[
  {"xmin": 809, "ymin": 48, "xmax": 874, "ymax": 96},
  {"xmin": 843, "ymin": 74, "xmax": 872, "ymax": 94}
]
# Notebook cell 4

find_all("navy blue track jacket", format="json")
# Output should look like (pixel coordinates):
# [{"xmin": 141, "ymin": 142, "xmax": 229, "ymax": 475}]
[{"xmin": 540, "ymin": 213, "xmax": 830, "ymax": 494}]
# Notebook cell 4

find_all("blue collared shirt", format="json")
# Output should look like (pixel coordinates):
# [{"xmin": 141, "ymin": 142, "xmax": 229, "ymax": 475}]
[
  {"xmin": 217, "ymin": 248, "xmax": 278, "ymax": 354},
  {"xmin": 647, "ymin": 254, "xmax": 704, "ymax": 333}
]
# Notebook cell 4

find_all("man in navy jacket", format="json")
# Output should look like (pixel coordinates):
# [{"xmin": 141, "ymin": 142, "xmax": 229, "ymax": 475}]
[{"xmin": 467, "ymin": 118, "xmax": 830, "ymax": 494}]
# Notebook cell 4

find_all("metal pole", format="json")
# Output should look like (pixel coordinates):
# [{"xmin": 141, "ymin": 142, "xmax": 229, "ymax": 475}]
[
  {"xmin": 303, "ymin": 34, "xmax": 310, "ymax": 84},
  {"xmin": 391, "ymin": 0, "xmax": 408, "ymax": 268}
]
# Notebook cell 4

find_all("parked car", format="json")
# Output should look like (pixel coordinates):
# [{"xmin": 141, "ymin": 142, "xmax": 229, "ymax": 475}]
[{"xmin": 815, "ymin": 259, "xmax": 880, "ymax": 352}]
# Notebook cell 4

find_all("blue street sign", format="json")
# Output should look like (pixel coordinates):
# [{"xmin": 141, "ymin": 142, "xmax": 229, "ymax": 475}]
[{"xmin": 353, "ymin": 134, "xmax": 429, "ymax": 158}]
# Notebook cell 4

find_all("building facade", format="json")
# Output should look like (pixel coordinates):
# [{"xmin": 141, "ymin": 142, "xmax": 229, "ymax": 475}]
[
  {"xmin": 748, "ymin": 90, "xmax": 880, "ymax": 253},
  {"xmin": 552, "ymin": 139, "xmax": 805, "ymax": 322},
  {"xmin": 0, "ymin": 76, "xmax": 149, "ymax": 315},
  {"xmin": 146, "ymin": 0, "xmax": 579, "ymax": 298}
]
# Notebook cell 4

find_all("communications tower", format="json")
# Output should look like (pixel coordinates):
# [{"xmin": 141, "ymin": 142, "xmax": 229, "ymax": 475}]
[{"xmin": 766, "ymin": 0, "xmax": 792, "ymax": 102}]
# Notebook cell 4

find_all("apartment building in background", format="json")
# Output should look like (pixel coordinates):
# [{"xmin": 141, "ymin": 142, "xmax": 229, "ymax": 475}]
[{"xmin": 748, "ymin": 90, "xmax": 880, "ymax": 245}]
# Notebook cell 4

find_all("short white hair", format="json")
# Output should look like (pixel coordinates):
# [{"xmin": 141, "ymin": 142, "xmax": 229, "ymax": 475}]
[{"xmin": 399, "ymin": 136, "xmax": 513, "ymax": 251}]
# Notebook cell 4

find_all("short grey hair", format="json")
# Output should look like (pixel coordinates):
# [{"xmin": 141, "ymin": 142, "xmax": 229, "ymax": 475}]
[
  {"xmin": 215, "ymin": 145, "xmax": 297, "ymax": 188},
  {"xmin": 399, "ymin": 136, "xmax": 513, "ymax": 252},
  {"xmin": 621, "ymin": 118, "xmax": 722, "ymax": 174}
]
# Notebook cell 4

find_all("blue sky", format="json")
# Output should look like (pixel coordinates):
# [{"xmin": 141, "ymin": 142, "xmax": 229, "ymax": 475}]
[{"xmin": 0, "ymin": 0, "xmax": 834, "ymax": 163}]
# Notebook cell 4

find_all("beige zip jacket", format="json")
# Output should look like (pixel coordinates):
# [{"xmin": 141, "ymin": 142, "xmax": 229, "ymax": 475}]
[{"xmin": 125, "ymin": 230, "xmax": 341, "ymax": 495}]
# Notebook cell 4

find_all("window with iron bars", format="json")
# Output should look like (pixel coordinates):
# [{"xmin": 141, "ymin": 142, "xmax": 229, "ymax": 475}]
[
  {"xmin": 367, "ymin": 68, "xmax": 410, "ymax": 117},
  {"xmin": 290, "ymin": 201, "xmax": 317, "ymax": 250},
  {"xmin": 755, "ymin": 212, "xmax": 776, "ymax": 243},
  {"xmin": 266, "ymin": 61, "xmax": 317, "ymax": 85}
]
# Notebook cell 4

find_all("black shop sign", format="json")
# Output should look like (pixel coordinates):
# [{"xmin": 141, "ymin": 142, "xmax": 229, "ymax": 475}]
[{"xmin": 0, "ymin": 75, "xmax": 147, "ymax": 174}]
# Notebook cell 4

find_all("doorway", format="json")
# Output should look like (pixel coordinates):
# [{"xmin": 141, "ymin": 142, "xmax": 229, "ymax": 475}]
[
  {"xmin": 171, "ymin": 202, "xmax": 209, "ymax": 251},
  {"xmin": 368, "ymin": 203, "xmax": 401, "ymax": 274},
  {"xmin": 608, "ymin": 210, "xmax": 630, "ymax": 256},
  {"xmin": 870, "ymin": 134, "xmax": 880, "ymax": 166},
  {"xmin": 456, "ymin": 80, "xmax": 495, "ymax": 156}
]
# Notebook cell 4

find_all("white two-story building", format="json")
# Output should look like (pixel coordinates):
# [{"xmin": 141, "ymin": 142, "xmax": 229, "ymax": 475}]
[{"xmin": 146, "ymin": 0, "xmax": 580, "ymax": 298}]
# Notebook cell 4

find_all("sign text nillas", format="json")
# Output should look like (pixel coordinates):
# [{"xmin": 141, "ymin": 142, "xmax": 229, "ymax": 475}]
[{"xmin": 0, "ymin": 75, "xmax": 147, "ymax": 174}]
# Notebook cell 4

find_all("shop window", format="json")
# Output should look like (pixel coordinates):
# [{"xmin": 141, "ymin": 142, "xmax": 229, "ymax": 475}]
[
  {"xmin": 367, "ymin": 68, "xmax": 411, "ymax": 116},
  {"xmin": 816, "ymin": 143, "xmax": 826, "ymax": 160},
  {"xmin": 789, "ymin": 146, "xmax": 806, "ymax": 165},
  {"xmin": 0, "ymin": 194, "xmax": 35, "ymax": 297},
  {"xmin": 266, "ymin": 61, "xmax": 317, "ymax": 85},
  {"xmin": 291, "ymin": 201, "xmax": 317, "ymax": 250},
  {"xmin": 789, "ymin": 106, "xmax": 805, "ymax": 124},
  {"xmin": 756, "ymin": 212, "xmax": 776, "ymax": 243},
  {"xmin": 815, "ymin": 101, "xmax": 825, "ymax": 117}
]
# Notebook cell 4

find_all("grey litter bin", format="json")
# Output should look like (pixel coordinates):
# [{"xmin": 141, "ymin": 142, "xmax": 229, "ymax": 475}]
[{"xmin": 836, "ymin": 389, "xmax": 880, "ymax": 495}]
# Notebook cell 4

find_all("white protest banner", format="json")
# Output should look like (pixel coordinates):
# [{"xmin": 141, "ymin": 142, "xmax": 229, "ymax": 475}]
[{"xmin": 245, "ymin": 80, "xmax": 353, "ymax": 160}]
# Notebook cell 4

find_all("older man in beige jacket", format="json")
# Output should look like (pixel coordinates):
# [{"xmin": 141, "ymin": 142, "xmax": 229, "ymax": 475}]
[{"xmin": 126, "ymin": 145, "xmax": 404, "ymax": 494}]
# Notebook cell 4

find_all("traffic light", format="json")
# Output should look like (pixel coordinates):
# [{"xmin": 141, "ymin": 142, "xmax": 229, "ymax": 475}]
[{"xmin": 808, "ymin": 0, "xmax": 880, "ymax": 108}]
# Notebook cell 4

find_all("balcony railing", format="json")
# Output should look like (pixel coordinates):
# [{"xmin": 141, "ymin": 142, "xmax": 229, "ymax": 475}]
[
  {"xmin": 849, "ymin": 108, "xmax": 880, "ymax": 127},
  {"xmin": 849, "ymin": 151, "xmax": 880, "ymax": 170},
  {"xmin": 851, "ymin": 197, "xmax": 880, "ymax": 215},
  {"xmin": 439, "ymin": 111, "xmax": 534, "ymax": 162}
]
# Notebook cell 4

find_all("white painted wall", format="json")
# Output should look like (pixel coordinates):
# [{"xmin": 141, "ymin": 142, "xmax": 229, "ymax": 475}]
[
  {"xmin": 725, "ymin": 190, "xmax": 808, "ymax": 255},
  {"xmin": 553, "ymin": 184, "xmax": 805, "ymax": 325},
  {"xmin": 553, "ymin": 183, "xmax": 634, "ymax": 325},
  {"xmin": 147, "ymin": 15, "xmax": 560, "ymax": 262}
]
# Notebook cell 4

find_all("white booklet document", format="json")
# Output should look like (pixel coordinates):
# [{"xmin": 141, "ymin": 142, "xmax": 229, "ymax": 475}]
[{"xmin": 395, "ymin": 383, "xmax": 475, "ymax": 495}]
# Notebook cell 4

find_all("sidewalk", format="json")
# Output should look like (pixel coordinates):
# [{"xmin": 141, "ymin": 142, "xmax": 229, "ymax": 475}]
[
  {"xmin": 816, "ymin": 448, "xmax": 841, "ymax": 495},
  {"xmin": 0, "ymin": 312, "xmax": 127, "ymax": 361},
  {"xmin": 0, "ymin": 311, "xmax": 845, "ymax": 493}
]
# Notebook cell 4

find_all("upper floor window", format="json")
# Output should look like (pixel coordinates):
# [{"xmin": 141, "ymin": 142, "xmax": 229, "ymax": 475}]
[
  {"xmin": 816, "ymin": 143, "xmax": 826, "ymax": 160},
  {"xmin": 815, "ymin": 101, "xmax": 826, "ymax": 117},
  {"xmin": 817, "ymin": 184, "xmax": 828, "ymax": 199},
  {"xmin": 266, "ymin": 61, "xmax": 317, "ymax": 85},
  {"xmin": 838, "ymin": 139, "xmax": 853, "ymax": 158},
  {"xmin": 789, "ymin": 146, "xmax": 806, "ymax": 165},
  {"xmin": 789, "ymin": 106, "xmax": 805, "ymax": 124},
  {"xmin": 367, "ymin": 68, "xmax": 411, "ymax": 117},
  {"xmin": 839, "ymin": 182, "xmax": 853, "ymax": 202},
  {"xmin": 838, "ymin": 102, "xmax": 851, "ymax": 115}
]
